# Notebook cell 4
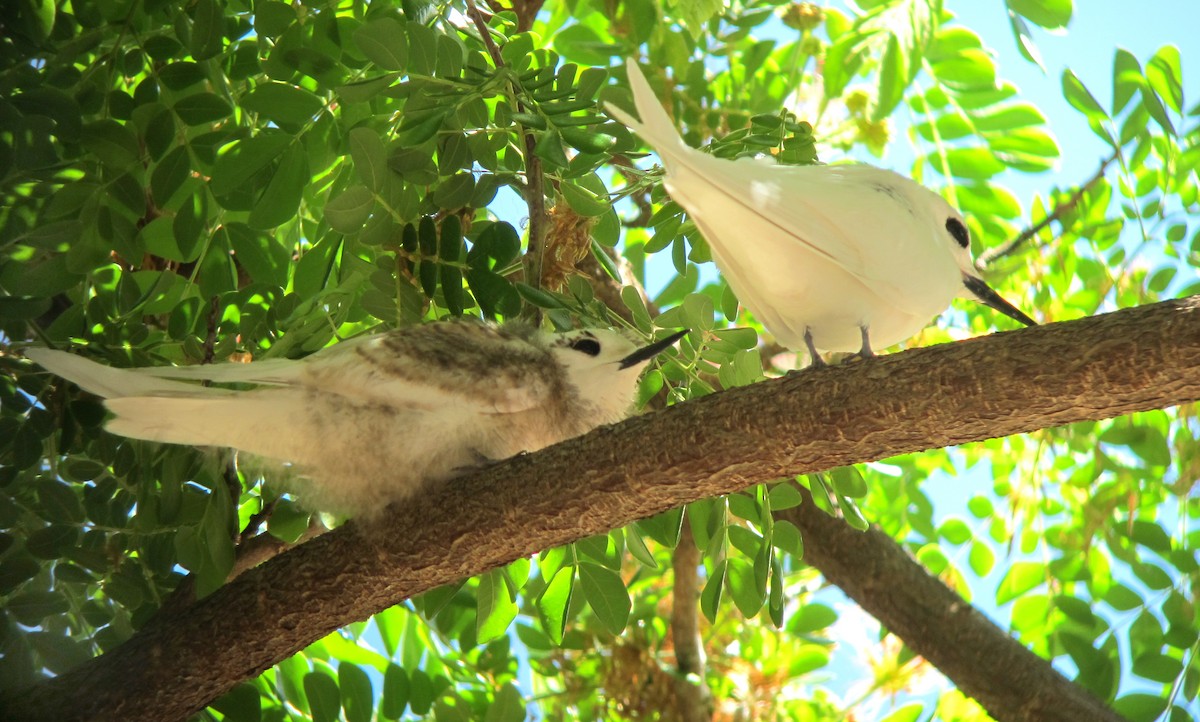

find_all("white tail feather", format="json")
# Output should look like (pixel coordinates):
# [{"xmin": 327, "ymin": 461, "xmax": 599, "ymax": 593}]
[
  {"xmin": 105, "ymin": 391, "xmax": 311, "ymax": 460},
  {"xmin": 25, "ymin": 349, "xmax": 211, "ymax": 398},
  {"xmin": 604, "ymin": 60, "xmax": 695, "ymax": 170}
]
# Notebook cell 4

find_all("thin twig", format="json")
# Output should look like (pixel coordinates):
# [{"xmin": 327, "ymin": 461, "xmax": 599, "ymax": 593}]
[
  {"xmin": 975, "ymin": 153, "xmax": 1117, "ymax": 271},
  {"xmin": 237, "ymin": 499, "xmax": 277, "ymax": 545},
  {"xmin": 611, "ymin": 155, "xmax": 655, "ymax": 227},
  {"xmin": 202, "ymin": 295, "xmax": 220, "ymax": 365},
  {"xmin": 464, "ymin": 0, "xmax": 547, "ymax": 318}
]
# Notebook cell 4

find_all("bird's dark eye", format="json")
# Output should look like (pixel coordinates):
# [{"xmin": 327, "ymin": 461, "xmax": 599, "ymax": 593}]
[
  {"xmin": 945, "ymin": 217, "xmax": 970, "ymax": 249},
  {"xmin": 569, "ymin": 337, "xmax": 602, "ymax": 356}
]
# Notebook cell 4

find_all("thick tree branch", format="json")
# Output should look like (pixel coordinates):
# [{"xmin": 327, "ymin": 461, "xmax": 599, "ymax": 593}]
[
  {"xmin": 778, "ymin": 496, "xmax": 1124, "ymax": 722},
  {"xmin": 7, "ymin": 297, "xmax": 1200, "ymax": 722},
  {"xmin": 670, "ymin": 524, "xmax": 712, "ymax": 721}
]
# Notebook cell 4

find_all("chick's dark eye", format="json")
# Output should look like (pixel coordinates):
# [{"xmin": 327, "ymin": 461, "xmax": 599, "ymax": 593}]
[
  {"xmin": 945, "ymin": 217, "xmax": 970, "ymax": 249},
  {"xmin": 569, "ymin": 338, "xmax": 602, "ymax": 356}
]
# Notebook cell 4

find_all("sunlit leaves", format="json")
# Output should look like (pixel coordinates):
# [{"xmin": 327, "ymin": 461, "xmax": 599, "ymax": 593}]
[
  {"xmin": 1, "ymin": 0, "xmax": 1198, "ymax": 719},
  {"xmin": 1006, "ymin": 0, "xmax": 1073, "ymax": 30}
]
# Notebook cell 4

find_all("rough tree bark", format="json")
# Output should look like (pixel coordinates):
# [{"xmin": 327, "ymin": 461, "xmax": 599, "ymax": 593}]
[{"xmin": 6, "ymin": 296, "xmax": 1199, "ymax": 722}]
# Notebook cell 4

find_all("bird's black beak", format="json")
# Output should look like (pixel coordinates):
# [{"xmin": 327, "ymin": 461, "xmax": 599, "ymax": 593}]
[
  {"xmin": 963, "ymin": 275, "xmax": 1037, "ymax": 327},
  {"xmin": 618, "ymin": 329, "xmax": 690, "ymax": 369}
]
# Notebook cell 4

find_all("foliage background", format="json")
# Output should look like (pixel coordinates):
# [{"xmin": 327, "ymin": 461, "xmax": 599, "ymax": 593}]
[{"xmin": 0, "ymin": 0, "xmax": 1197, "ymax": 719}]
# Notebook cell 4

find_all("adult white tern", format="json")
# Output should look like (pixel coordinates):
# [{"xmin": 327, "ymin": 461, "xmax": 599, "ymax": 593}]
[
  {"xmin": 604, "ymin": 59, "xmax": 1036, "ymax": 365},
  {"xmin": 27, "ymin": 322, "xmax": 687, "ymax": 518}
]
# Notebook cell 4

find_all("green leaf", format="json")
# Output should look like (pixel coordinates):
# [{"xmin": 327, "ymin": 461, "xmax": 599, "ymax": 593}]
[
  {"xmin": 7, "ymin": 590, "xmax": 70, "ymax": 625},
  {"xmin": 939, "ymin": 518, "xmax": 973, "ymax": 545},
  {"xmin": 1006, "ymin": 0, "xmax": 1072, "ymax": 29},
  {"xmin": 173, "ymin": 92, "xmax": 233, "ymax": 125},
  {"xmin": 210, "ymin": 683, "xmax": 261, "ymax": 722},
  {"xmin": 943, "ymin": 147, "xmax": 1007, "ymax": 179},
  {"xmin": 408, "ymin": 670, "xmax": 435, "ymax": 715},
  {"xmin": 880, "ymin": 702, "xmax": 924, "ymax": 722},
  {"xmin": 789, "ymin": 603, "xmax": 838, "ymax": 634},
  {"xmin": 996, "ymin": 561, "xmax": 1045, "ymax": 604},
  {"xmin": 700, "ymin": 559, "xmax": 727, "ymax": 623},
  {"xmin": 349, "ymin": 127, "xmax": 388, "ymax": 191},
  {"xmin": 223, "ymin": 223, "xmax": 290, "ymax": 286},
  {"xmin": 577, "ymin": 561, "xmax": 630, "ymax": 634},
  {"xmin": 406, "ymin": 22, "xmax": 437, "ymax": 76},
  {"xmin": 476, "ymin": 569, "xmax": 519, "ymax": 644},
  {"xmin": 248, "ymin": 144, "xmax": 307, "ymax": 229},
  {"xmin": 484, "ymin": 682, "xmax": 526, "ymax": 722},
  {"xmin": 624, "ymin": 527, "xmax": 657, "ymax": 569},
  {"xmin": 36, "ymin": 479, "xmax": 84, "ymax": 524},
  {"xmin": 293, "ymin": 233, "xmax": 342, "ymax": 299},
  {"xmin": 1112, "ymin": 49, "xmax": 1143, "ymax": 114},
  {"xmin": 381, "ymin": 664, "xmax": 409, "ymax": 720},
  {"xmin": 726, "ymin": 558, "xmax": 765, "ymax": 617},
  {"xmin": 552, "ymin": 23, "xmax": 616, "ymax": 66},
  {"xmin": 560, "ymin": 181, "xmax": 610, "ymax": 217},
  {"xmin": 1146, "ymin": 45, "xmax": 1183, "ymax": 114},
  {"xmin": 304, "ymin": 671, "xmax": 341, "ymax": 722},
  {"xmin": 1006, "ymin": 12, "xmax": 1045, "ymax": 70},
  {"xmin": 559, "ymin": 127, "xmax": 615, "ymax": 154},
  {"xmin": 242, "ymin": 83, "xmax": 324, "ymax": 126},
  {"xmin": 353, "ymin": 18, "xmax": 408, "ymax": 71},
  {"xmin": 80, "ymin": 119, "xmax": 140, "ymax": 170},
  {"xmin": 1112, "ymin": 693, "xmax": 1168, "ymax": 722},
  {"xmin": 533, "ymin": 129, "xmax": 570, "ymax": 168},
  {"xmin": 160, "ymin": 61, "xmax": 206, "ymax": 90},
  {"xmin": 1061, "ymin": 69, "xmax": 1107, "ymax": 119},
  {"xmin": 172, "ymin": 189, "xmax": 207, "ymax": 261},
  {"xmin": 339, "ymin": 663, "xmax": 373, "ymax": 722},
  {"xmin": 325, "ymin": 185, "xmax": 375, "ymax": 233},
  {"xmin": 151, "ymin": 146, "xmax": 191, "ymax": 205},
  {"xmin": 536, "ymin": 566, "xmax": 574, "ymax": 645},
  {"xmin": 439, "ymin": 215, "xmax": 465, "ymax": 315},
  {"xmin": 189, "ymin": 0, "xmax": 224, "ymax": 60},
  {"xmin": 465, "ymin": 268, "xmax": 521, "ymax": 318},
  {"xmin": 432, "ymin": 173, "xmax": 476, "ymax": 209},
  {"xmin": 968, "ymin": 541, "xmax": 995, "ymax": 576},
  {"xmin": 209, "ymin": 132, "xmax": 292, "ymax": 196},
  {"xmin": 828, "ymin": 467, "xmax": 868, "ymax": 499},
  {"xmin": 254, "ymin": 1, "xmax": 295, "ymax": 37}
]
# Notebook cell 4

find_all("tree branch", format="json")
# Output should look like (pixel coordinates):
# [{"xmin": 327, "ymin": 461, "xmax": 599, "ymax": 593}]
[
  {"xmin": 670, "ymin": 524, "xmax": 712, "ymax": 721},
  {"xmin": 778, "ymin": 495, "xmax": 1125, "ymax": 722},
  {"xmin": 975, "ymin": 153, "xmax": 1117, "ymax": 271},
  {"xmin": 7, "ymin": 297, "xmax": 1200, "ymax": 722}
]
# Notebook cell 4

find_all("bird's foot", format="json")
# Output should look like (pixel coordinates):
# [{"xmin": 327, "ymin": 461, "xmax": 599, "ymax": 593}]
[{"xmin": 803, "ymin": 329, "xmax": 826, "ymax": 368}]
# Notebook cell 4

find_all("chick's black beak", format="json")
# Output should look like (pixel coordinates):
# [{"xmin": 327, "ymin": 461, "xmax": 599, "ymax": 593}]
[
  {"xmin": 963, "ymin": 275, "xmax": 1037, "ymax": 327},
  {"xmin": 618, "ymin": 329, "xmax": 690, "ymax": 369}
]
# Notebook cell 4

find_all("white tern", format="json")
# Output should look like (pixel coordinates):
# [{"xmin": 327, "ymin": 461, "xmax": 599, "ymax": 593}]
[
  {"xmin": 27, "ymin": 321, "xmax": 688, "ymax": 518},
  {"xmin": 605, "ymin": 59, "xmax": 1036, "ymax": 365}
]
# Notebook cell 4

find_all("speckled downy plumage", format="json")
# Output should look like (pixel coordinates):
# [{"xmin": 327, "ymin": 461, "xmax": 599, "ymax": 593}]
[{"xmin": 27, "ymin": 321, "xmax": 687, "ymax": 518}]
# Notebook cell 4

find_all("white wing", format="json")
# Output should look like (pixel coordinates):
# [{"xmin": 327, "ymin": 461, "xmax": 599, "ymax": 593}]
[{"xmin": 606, "ymin": 60, "xmax": 960, "ymax": 316}]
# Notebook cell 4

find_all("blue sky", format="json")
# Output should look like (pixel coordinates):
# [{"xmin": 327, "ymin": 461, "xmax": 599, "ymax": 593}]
[{"xmin": 949, "ymin": 0, "xmax": 1197, "ymax": 197}]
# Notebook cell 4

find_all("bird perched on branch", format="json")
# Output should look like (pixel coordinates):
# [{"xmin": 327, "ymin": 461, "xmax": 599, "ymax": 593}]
[
  {"xmin": 604, "ymin": 59, "xmax": 1036, "ymax": 366},
  {"xmin": 28, "ymin": 321, "xmax": 688, "ymax": 518}
]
